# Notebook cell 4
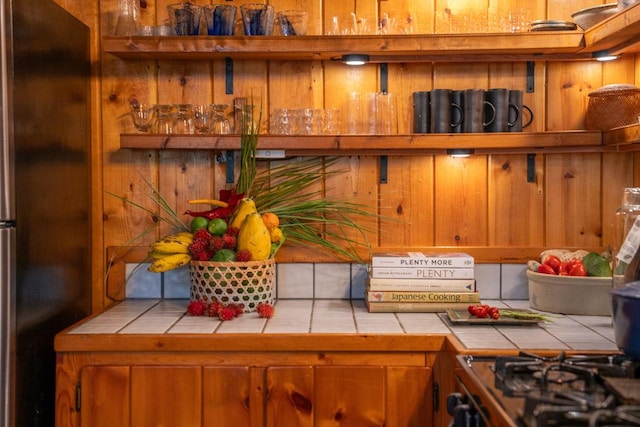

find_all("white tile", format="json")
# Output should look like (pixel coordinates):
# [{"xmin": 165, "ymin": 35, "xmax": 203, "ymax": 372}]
[
  {"xmin": 315, "ymin": 263, "xmax": 351, "ymax": 298},
  {"xmin": 125, "ymin": 263, "xmax": 162, "ymax": 298},
  {"xmin": 398, "ymin": 313, "xmax": 451, "ymax": 333},
  {"xmin": 164, "ymin": 266, "xmax": 191, "ymax": 298},
  {"xmin": 351, "ymin": 264, "xmax": 368, "ymax": 299},
  {"xmin": 475, "ymin": 264, "xmax": 500, "ymax": 299},
  {"xmin": 501, "ymin": 264, "xmax": 529, "ymax": 300},
  {"xmin": 168, "ymin": 316, "xmax": 219, "ymax": 333},
  {"xmin": 277, "ymin": 263, "xmax": 314, "ymax": 298}
]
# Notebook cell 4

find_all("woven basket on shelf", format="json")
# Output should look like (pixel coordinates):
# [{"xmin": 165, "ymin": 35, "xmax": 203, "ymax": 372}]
[
  {"xmin": 585, "ymin": 84, "xmax": 640, "ymax": 130},
  {"xmin": 189, "ymin": 258, "xmax": 275, "ymax": 313}
]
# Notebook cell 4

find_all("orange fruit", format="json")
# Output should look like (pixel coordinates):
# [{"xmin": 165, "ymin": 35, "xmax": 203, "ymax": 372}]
[{"xmin": 261, "ymin": 212, "xmax": 279, "ymax": 230}]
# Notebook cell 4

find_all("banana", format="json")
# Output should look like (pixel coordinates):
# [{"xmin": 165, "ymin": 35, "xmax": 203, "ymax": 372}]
[
  {"xmin": 187, "ymin": 199, "xmax": 229, "ymax": 208},
  {"xmin": 162, "ymin": 232, "xmax": 194, "ymax": 244},
  {"xmin": 148, "ymin": 253, "xmax": 191, "ymax": 273},
  {"xmin": 148, "ymin": 250, "xmax": 172, "ymax": 260},
  {"xmin": 150, "ymin": 240, "xmax": 190, "ymax": 255}
]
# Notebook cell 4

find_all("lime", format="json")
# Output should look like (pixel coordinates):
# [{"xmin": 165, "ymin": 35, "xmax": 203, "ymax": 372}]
[
  {"xmin": 213, "ymin": 249, "xmax": 236, "ymax": 262},
  {"xmin": 190, "ymin": 216, "xmax": 209, "ymax": 232},
  {"xmin": 207, "ymin": 218, "xmax": 228, "ymax": 236}
]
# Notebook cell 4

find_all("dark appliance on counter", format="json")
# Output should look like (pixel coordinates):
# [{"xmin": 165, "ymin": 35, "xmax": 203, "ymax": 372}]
[
  {"xmin": 450, "ymin": 351, "xmax": 640, "ymax": 427},
  {"xmin": 0, "ymin": 0, "xmax": 92, "ymax": 426}
]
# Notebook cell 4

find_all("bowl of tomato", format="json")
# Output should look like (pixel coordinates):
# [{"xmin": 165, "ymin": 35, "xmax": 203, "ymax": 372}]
[{"xmin": 527, "ymin": 270, "xmax": 613, "ymax": 315}]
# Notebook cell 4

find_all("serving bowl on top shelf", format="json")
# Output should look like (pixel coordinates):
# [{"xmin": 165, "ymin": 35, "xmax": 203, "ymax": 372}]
[{"xmin": 571, "ymin": 3, "xmax": 619, "ymax": 30}]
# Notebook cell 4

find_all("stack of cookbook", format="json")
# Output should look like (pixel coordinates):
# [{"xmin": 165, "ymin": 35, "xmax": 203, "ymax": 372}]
[{"xmin": 366, "ymin": 252, "xmax": 478, "ymax": 312}]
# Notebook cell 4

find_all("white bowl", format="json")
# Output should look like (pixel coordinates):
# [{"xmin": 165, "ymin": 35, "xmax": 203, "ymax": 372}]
[{"xmin": 527, "ymin": 270, "xmax": 613, "ymax": 315}]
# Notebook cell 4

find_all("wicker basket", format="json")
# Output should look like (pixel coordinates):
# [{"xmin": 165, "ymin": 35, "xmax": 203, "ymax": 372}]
[
  {"xmin": 585, "ymin": 84, "xmax": 640, "ymax": 130},
  {"xmin": 189, "ymin": 258, "xmax": 275, "ymax": 313}
]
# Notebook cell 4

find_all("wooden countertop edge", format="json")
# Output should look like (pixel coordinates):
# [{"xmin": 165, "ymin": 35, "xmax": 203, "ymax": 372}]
[{"xmin": 54, "ymin": 332, "xmax": 451, "ymax": 353}]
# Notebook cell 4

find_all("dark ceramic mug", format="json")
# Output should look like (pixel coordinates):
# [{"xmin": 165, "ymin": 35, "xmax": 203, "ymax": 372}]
[
  {"xmin": 430, "ymin": 89, "xmax": 463, "ymax": 133},
  {"xmin": 508, "ymin": 90, "xmax": 534, "ymax": 132},
  {"xmin": 463, "ymin": 89, "xmax": 495, "ymax": 133}
]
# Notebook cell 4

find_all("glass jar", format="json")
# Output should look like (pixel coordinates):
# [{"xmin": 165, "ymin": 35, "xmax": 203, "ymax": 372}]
[
  {"xmin": 613, "ymin": 187, "xmax": 640, "ymax": 287},
  {"xmin": 172, "ymin": 104, "xmax": 195, "ymax": 134}
]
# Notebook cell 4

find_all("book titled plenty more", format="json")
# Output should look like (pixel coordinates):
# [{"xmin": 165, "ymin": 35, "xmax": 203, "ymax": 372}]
[{"xmin": 371, "ymin": 252, "xmax": 474, "ymax": 268}]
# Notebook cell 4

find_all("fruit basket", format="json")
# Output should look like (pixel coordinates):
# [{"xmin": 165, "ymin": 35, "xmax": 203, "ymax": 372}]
[{"xmin": 190, "ymin": 258, "xmax": 275, "ymax": 313}]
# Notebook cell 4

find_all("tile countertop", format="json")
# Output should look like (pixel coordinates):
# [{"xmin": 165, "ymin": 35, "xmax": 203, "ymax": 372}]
[{"xmin": 63, "ymin": 299, "xmax": 619, "ymax": 353}]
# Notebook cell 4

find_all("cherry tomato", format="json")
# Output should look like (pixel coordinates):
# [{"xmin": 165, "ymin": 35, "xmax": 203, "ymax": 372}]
[
  {"xmin": 474, "ymin": 306, "xmax": 489, "ymax": 318},
  {"xmin": 543, "ymin": 255, "xmax": 562, "ymax": 273},
  {"xmin": 537, "ymin": 263, "xmax": 556, "ymax": 275},
  {"xmin": 468, "ymin": 305, "xmax": 477, "ymax": 315},
  {"xmin": 489, "ymin": 307, "xmax": 500, "ymax": 319},
  {"xmin": 569, "ymin": 261, "xmax": 587, "ymax": 276},
  {"xmin": 558, "ymin": 261, "xmax": 572, "ymax": 275}
]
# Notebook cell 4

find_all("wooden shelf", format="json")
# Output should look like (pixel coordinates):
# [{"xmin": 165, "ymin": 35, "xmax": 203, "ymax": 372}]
[
  {"xmin": 583, "ymin": 3, "xmax": 640, "ymax": 55},
  {"xmin": 103, "ymin": 32, "xmax": 588, "ymax": 63},
  {"xmin": 119, "ymin": 131, "xmax": 612, "ymax": 155}
]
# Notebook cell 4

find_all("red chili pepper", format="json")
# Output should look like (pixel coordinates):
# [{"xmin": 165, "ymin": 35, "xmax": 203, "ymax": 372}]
[{"xmin": 184, "ymin": 208, "xmax": 224, "ymax": 219}]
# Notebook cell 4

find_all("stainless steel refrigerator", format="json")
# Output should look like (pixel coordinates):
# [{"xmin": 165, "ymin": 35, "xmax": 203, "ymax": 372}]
[{"xmin": 0, "ymin": 0, "xmax": 92, "ymax": 425}]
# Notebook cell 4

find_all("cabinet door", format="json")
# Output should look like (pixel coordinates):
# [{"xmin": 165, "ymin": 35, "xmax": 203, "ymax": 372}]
[
  {"xmin": 265, "ymin": 366, "xmax": 432, "ymax": 427},
  {"xmin": 80, "ymin": 366, "xmax": 130, "ymax": 427},
  {"xmin": 80, "ymin": 365, "xmax": 256, "ymax": 427}
]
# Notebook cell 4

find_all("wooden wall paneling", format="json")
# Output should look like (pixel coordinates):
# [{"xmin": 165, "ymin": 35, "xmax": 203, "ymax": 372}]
[
  {"xmin": 601, "ymin": 153, "xmax": 635, "ymax": 248},
  {"xmin": 265, "ymin": 366, "xmax": 314, "ymax": 427},
  {"xmin": 156, "ymin": 60, "xmax": 215, "ymax": 237},
  {"xmin": 381, "ymin": 0, "xmax": 434, "ymax": 35},
  {"xmin": 488, "ymin": 155, "xmax": 544, "ymax": 246},
  {"xmin": 433, "ymin": 63, "xmax": 489, "ymax": 90},
  {"xmin": 546, "ymin": 61, "xmax": 602, "ymax": 131},
  {"xmin": 544, "ymin": 154, "xmax": 603, "ymax": 247},
  {"xmin": 324, "ymin": 156, "xmax": 381, "ymax": 253},
  {"xmin": 131, "ymin": 366, "xmax": 202, "ymax": 426},
  {"xmin": 80, "ymin": 366, "xmax": 130, "ymax": 427},
  {"xmin": 378, "ymin": 156, "xmax": 435, "ymax": 246},
  {"xmin": 314, "ymin": 366, "xmax": 385, "ymax": 426},
  {"xmin": 101, "ymin": 36, "xmax": 159, "ymax": 308},
  {"xmin": 203, "ymin": 366, "xmax": 252, "ymax": 426},
  {"xmin": 434, "ymin": 156, "xmax": 489, "ymax": 246}
]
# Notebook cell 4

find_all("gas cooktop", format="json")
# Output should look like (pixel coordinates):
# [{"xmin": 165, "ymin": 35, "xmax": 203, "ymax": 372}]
[{"xmin": 455, "ymin": 351, "xmax": 640, "ymax": 427}]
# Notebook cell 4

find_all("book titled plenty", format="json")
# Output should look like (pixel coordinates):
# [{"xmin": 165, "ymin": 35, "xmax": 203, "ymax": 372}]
[
  {"xmin": 371, "ymin": 252, "xmax": 474, "ymax": 268},
  {"xmin": 366, "ymin": 290, "xmax": 480, "ymax": 303},
  {"xmin": 369, "ymin": 267, "xmax": 474, "ymax": 279},
  {"xmin": 366, "ymin": 278, "xmax": 476, "ymax": 292}
]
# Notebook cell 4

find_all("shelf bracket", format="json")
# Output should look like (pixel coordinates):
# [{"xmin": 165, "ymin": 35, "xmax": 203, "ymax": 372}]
[
  {"xmin": 380, "ymin": 63, "xmax": 388, "ymax": 94},
  {"xmin": 379, "ymin": 155, "xmax": 388, "ymax": 184},
  {"xmin": 225, "ymin": 150, "xmax": 234, "ymax": 183},
  {"xmin": 225, "ymin": 57, "xmax": 233, "ymax": 94},
  {"xmin": 527, "ymin": 153, "xmax": 536, "ymax": 183},
  {"xmin": 526, "ymin": 61, "xmax": 535, "ymax": 93}
]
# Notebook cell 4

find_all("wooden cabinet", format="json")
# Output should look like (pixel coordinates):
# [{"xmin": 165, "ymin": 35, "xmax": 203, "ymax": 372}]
[
  {"xmin": 59, "ymin": 354, "xmax": 439, "ymax": 427},
  {"xmin": 54, "ymin": 331, "xmax": 455, "ymax": 427}
]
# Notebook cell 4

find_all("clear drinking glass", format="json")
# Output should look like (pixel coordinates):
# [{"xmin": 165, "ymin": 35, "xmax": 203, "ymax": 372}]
[
  {"xmin": 154, "ymin": 104, "xmax": 174, "ymax": 134},
  {"xmin": 173, "ymin": 104, "xmax": 195, "ymax": 134},
  {"xmin": 192, "ymin": 104, "xmax": 213, "ymax": 134},
  {"xmin": 211, "ymin": 104, "xmax": 231, "ymax": 134},
  {"xmin": 130, "ymin": 103, "xmax": 155, "ymax": 133}
]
